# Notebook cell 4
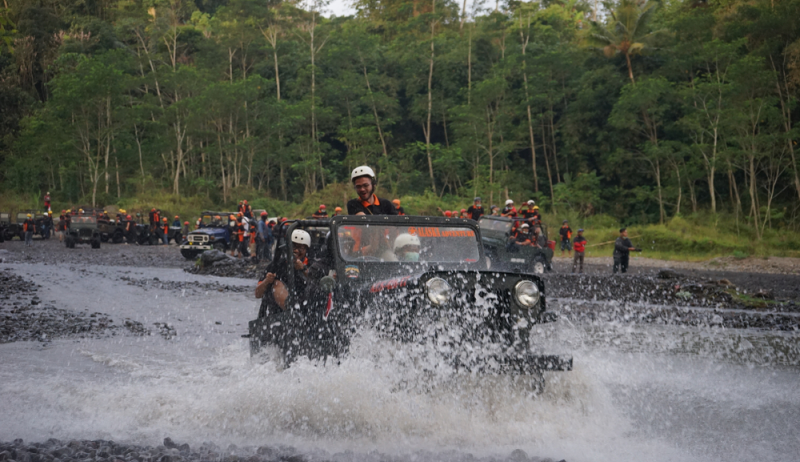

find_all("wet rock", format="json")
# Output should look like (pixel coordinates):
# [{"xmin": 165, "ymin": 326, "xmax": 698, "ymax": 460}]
[{"xmin": 657, "ymin": 269, "xmax": 683, "ymax": 279}]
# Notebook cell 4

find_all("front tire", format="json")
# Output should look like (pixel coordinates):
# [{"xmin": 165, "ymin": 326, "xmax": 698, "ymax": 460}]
[
  {"xmin": 91, "ymin": 238, "xmax": 101, "ymax": 249},
  {"xmin": 66, "ymin": 237, "xmax": 75, "ymax": 248},
  {"xmin": 112, "ymin": 230, "xmax": 125, "ymax": 244}
]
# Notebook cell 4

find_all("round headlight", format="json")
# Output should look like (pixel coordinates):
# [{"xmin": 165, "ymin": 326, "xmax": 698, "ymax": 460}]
[
  {"xmin": 425, "ymin": 277, "xmax": 452, "ymax": 306},
  {"xmin": 514, "ymin": 280, "xmax": 540, "ymax": 309}
]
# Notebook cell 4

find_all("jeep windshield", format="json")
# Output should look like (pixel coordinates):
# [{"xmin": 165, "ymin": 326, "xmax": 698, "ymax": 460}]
[
  {"xmin": 336, "ymin": 223, "xmax": 481, "ymax": 263},
  {"xmin": 71, "ymin": 216, "xmax": 97, "ymax": 225}
]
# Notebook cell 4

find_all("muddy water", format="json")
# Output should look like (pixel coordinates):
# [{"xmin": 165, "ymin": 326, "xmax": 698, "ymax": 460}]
[{"xmin": 0, "ymin": 262, "xmax": 798, "ymax": 462}]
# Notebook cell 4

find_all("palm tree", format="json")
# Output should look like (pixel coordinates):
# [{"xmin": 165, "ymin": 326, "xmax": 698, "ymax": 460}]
[{"xmin": 588, "ymin": 0, "xmax": 665, "ymax": 84}]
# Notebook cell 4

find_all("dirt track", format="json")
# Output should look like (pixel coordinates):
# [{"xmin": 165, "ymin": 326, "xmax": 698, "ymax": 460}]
[{"xmin": 2, "ymin": 238, "xmax": 800, "ymax": 305}]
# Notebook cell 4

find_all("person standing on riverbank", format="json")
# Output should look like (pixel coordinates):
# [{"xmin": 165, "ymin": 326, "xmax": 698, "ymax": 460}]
[
  {"xmin": 613, "ymin": 228, "xmax": 640, "ymax": 274},
  {"xmin": 572, "ymin": 229, "xmax": 586, "ymax": 273},
  {"xmin": 22, "ymin": 214, "xmax": 35, "ymax": 247}
]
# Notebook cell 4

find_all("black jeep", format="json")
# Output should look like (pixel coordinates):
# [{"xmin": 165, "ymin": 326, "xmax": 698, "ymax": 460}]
[
  {"xmin": 97, "ymin": 218, "xmax": 127, "ymax": 243},
  {"xmin": 0, "ymin": 212, "xmax": 18, "ymax": 241},
  {"xmin": 479, "ymin": 216, "xmax": 554, "ymax": 274},
  {"xmin": 65, "ymin": 215, "xmax": 102, "ymax": 249},
  {"xmin": 248, "ymin": 216, "xmax": 571, "ymax": 388}
]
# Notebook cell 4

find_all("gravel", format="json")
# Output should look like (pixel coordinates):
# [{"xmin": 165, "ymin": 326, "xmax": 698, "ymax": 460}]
[
  {"xmin": 0, "ymin": 269, "xmax": 170, "ymax": 343},
  {"xmin": 0, "ymin": 439, "xmax": 564, "ymax": 462}
]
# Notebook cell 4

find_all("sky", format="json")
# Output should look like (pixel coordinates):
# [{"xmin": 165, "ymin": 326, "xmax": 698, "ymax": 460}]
[{"xmin": 325, "ymin": 0, "xmax": 357, "ymax": 16}]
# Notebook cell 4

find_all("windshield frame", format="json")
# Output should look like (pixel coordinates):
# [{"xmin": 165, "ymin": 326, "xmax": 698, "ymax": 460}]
[{"xmin": 330, "ymin": 215, "xmax": 485, "ymax": 269}]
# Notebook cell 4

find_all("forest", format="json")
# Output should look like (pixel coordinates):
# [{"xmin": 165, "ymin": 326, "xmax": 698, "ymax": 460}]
[{"xmin": 0, "ymin": 0, "xmax": 799, "ymax": 241}]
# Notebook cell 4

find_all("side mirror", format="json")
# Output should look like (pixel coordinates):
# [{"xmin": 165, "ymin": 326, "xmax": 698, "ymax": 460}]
[{"xmin": 320, "ymin": 275, "xmax": 335, "ymax": 292}]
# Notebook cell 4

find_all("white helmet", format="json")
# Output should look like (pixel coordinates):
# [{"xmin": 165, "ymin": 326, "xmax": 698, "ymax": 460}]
[
  {"xmin": 292, "ymin": 229, "xmax": 312, "ymax": 247},
  {"xmin": 505, "ymin": 199, "xmax": 514, "ymax": 206},
  {"xmin": 351, "ymin": 165, "xmax": 376, "ymax": 183},
  {"xmin": 521, "ymin": 223, "xmax": 530, "ymax": 229},
  {"xmin": 527, "ymin": 200, "xmax": 535, "ymax": 205},
  {"xmin": 393, "ymin": 233, "xmax": 421, "ymax": 253}
]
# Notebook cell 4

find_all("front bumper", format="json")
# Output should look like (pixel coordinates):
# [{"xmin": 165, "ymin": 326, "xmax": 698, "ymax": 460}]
[{"xmin": 180, "ymin": 244, "xmax": 211, "ymax": 250}]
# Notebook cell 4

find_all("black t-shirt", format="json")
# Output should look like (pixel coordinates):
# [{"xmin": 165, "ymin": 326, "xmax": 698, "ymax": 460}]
[
  {"xmin": 467, "ymin": 205, "xmax": 483, "ymax": 221},
  {"xmin": 346, "ymin": 196, "xmax": 397, "ymax": 216}
]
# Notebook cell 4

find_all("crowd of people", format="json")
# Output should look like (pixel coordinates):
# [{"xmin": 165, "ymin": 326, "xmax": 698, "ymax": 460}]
[{"xmin": 11, "ymin": 167, "xmax": 642, "ymax": 275}]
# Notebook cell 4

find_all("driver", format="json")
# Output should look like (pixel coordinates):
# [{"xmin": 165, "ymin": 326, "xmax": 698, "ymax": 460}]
[
  {"xmin": 256, "ymin": 230, "xmax": 329, "ymax": 311},
  {"xmin": 393, "ymin": 233, "xmax": 421, "ymax": 262},
  {"xmin": 347, "ymin": 166, "xmax": 397, "ymax": 216}
]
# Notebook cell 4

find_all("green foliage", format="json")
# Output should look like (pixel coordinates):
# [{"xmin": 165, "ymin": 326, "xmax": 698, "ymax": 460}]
[{"xmin": 0, "ymin": 0, "xmax": 797, "ymax": 247}]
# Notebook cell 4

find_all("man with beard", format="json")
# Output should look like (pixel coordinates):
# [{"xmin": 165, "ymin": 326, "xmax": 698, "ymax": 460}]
[{"xmin": 346, "ymin": 166, "xmax": 397, "ymax": 216}]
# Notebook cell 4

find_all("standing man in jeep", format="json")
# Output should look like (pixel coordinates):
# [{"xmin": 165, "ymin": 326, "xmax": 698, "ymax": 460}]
[
  {"xmin": 347, "ymin": 166, "xmax": 397, "ymax": 216},
  {"xmin": 467, "ymin": 197, "xmax": 483, "ymax": 221}
]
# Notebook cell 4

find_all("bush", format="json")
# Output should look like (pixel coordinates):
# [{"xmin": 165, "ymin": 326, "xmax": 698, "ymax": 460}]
[{"xmin": 732, "ymin": 250, "xmax": 748, "ymax": 260}]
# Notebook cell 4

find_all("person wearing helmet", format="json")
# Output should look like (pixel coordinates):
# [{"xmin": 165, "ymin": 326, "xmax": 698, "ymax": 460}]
[
  {"xmin": 42, "ymin": 211, "xmax": 53, "ymax": 239},
  {"xmin": 347, "ymin": 166, "xmax": 397, "ymax": 216},
  {"xmin": 256, "ymin": 229, "xmax": 329, "ymax": 311},
  {"xmin": 490, "ymin": 205, "xmax": 499, "ymax": 216},
  {"xmin": 393, "ymin": 233, "xmax": 422, "ymax": 262},
  {"xmin": 240, "ymin": 215, "xmax": 251, "ymax": 258},
  {"xmin": 501, "ymin": 199, "xmax": 517, "ymax": 218},
  {"xmin": 237, "ymin": 201, "xmax": 244, "ymax": 215},
  {"xmin": 522, "ymin": 200, "xmax": 537, "ymax": 219},
  {"xmin": 243, "ymin": 200, "xmax": 252, "ymax": 219},
  {"xmin": 182, "ymin": 221, "xmax": 190, "ymax": 237},
  {"xmin": 44, "ymin": 191, "xmax": 51, "ymax": 212},
  {"xmin": 467, "ymin": 197, "xmax": 483, "ymax": 221},
  {"xmin": 23, "ymin": 214, "xmax": 36, "ymax": 247},
  {"xmin": 392, "ymin": 199, "xmax": 406, "ymax": 216},
  {"xmin": 460, "ymin": 209, "xmax": 468, "ymax": 219},
  {"xmin": 312, "ymin": 204, "xmax": 328, "ymax": 219},
  {"xmin": 332, "ymin": 207, "xmax": 343, "ymax": 217},
  {"xmin": 443, "ymin": 210, "xmax": 452, "ymax": 218},
  {"xmin": 160, "ymin": 217, "xmax": 169, "ymax": 245},
  {"xmin": 172, "ymin": 215, "xmax": 181, "ymax": 228},
  {"xmin": 508, "ymin": 223, "xmax": 532, "ymax": 251},
  {"xmin": 531, "ymin": 205, "xmax": 541, "ymax": 223}
]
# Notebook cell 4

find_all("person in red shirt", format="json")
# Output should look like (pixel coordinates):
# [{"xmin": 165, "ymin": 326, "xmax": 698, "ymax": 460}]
[{"xmin": 572, "ymin": 228, "xmax": 587, "ymax": 273}]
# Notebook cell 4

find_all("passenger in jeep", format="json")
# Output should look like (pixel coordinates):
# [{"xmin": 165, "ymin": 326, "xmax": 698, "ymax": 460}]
[{"xmin": 256, "ymin": 230, "xmax": 330, "ymax": 311}]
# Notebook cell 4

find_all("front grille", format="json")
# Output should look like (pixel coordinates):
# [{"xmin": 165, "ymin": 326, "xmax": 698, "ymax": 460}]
[{"xmin": 188, "ymin": 234, "xmax": 209, "ymax": 243}]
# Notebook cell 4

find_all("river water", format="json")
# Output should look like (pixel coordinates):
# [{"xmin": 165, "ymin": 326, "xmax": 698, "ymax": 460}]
[{"xmin": 1, "ymin": 263, "xmax": 798, "ymax": 462}]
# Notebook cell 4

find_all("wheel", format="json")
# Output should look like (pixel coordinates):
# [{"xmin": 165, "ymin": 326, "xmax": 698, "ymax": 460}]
[
  {"xmin": 66, "ymin": 237, "xmax": 75, "ymax": 248},
  {"xmin": 180, "ymin": 249, "xmax": 200, "ymax": 260},
  {"xmin": 2, "ymin": 229, "xmax": 13, "ymax": 241},
  {"xmin": 91, "ymin": 239, "xmax": 101, "ymax": 249},
  {"xmin": 112, "ymin": 230, "xmax": 124, "ymax": 244},
  {"xmin": 149, "ymin": 235, "xmax": 158, "ymax": 245},
  {"xmin": 100, "ymin": 234, "xmax": 109, "ymax": 243}
]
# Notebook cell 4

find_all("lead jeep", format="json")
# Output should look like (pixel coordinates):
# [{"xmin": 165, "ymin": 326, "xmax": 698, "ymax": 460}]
[
  {"xmin": 65, "ymin": 215, "xmax": 102, "ymax": 248},
  {"xmin": 248, "ymin": 215, "xmax": 571, "ymax": 389},
  {"xmin": 479, "ymin": 216, "xmax": 554, "ymax": 274}
]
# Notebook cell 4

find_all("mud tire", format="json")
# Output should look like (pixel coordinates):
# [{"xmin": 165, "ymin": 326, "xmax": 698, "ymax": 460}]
[{"xmin": 180, "ymin": 249, "xmax": 200, "ymax": 260}]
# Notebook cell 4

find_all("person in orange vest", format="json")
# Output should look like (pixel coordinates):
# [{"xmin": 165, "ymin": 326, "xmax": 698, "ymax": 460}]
[
  {"xmin": 559, "ymin": 220, "xmax": 572, "ymax": 256},
  {"xmin": 161, "ymin": 217, "xmax": 169, "ymax": 245},
  {"xmin": 460, "ymin": 209, "xmax": 468, "ymax": 219},
  {"xmin": 347, "ymin": 166, "xmax": 397, "ymax": 215},
  {"xmin": 332, "ymin": 207, "xmax": 343, "ymax": 217},
  {"xmin": 467, "ymin": 197, "xmax": 483, "ymax": 220},
  {"xmin": 23, "ymin": 214, "xmax": 36, "ymax": 247},
  {"xmin": 312, "ymin": 204, "xmax": 328, "ymax": 218},
  {"xmin": 243, "ymin": 200, "xmax": 252, "ymax": 219},
  {"xmin": 392, "ymin": 199, "xmax": 406, "ymax": 216},
  {"xmin": 183, "ymin": 221, "xmax": 190, "ymax": 237},
  {"xmin": 501, "ymin": 199, "xmax": 517, "ymax": 217}
]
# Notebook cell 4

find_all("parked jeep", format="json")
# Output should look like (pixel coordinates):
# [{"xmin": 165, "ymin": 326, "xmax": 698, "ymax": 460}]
[
  {"xmin": 65, "ymin": 215, "xmax": 102, "ymax": 249},
  {"xmin": 97, "ymin": 219, "xmax": 127, "ymax": 243},
  {"xmin": 1, "ymin": 212, "xmax": 19, "ymax": 241},
  {"xmin": 249, "ymin": 216, "xmax": 571, "ymax": 389},
  {"xmin": 179, "ymin": 211, "xmax": 236, "ymax": 259},
  {"xmin": 478, "ymin": 216, "xmax": 554, "ymax": 274}
]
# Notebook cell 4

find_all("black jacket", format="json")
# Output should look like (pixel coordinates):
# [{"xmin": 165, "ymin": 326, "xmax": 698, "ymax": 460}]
[
  {"xmin": 346, "ymin": 196, "xmax": 397, "ymax": 215},
  {"xmin": 614, "ymin": 237, "xmax": 633, "ymax": 257},
  {"xmin": 467, "ymin": 205, "xmax": 483, "ymax": 221}
]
